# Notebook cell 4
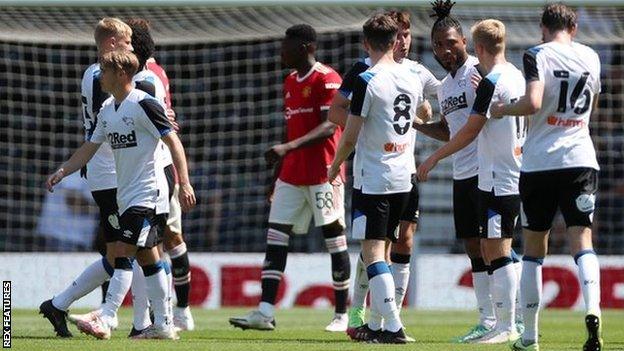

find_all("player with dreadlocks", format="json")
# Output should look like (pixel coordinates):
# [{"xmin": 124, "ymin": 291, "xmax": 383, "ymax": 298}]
[{"xmin": 413, "ymin": 0, "xmax": 522, "ymax": 343}]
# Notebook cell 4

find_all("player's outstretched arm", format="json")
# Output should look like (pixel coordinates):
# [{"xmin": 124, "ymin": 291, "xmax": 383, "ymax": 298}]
[
  {"xmin": 46, "ymin": 141, "xmax": 101, "ymax": 192},
  {"xmin": 328, "ymin": 114, "xmax": 363, "ymax": 182},
  {"xmin": 162, "ymin": 132, "xmax": 196, "ymax": 212},
  {"xmin": 491, "ymin": 80, "xmax": 544, "ymax": 118},
  {"xmin": 413, "ymin": 114, "xmax": 450, "ymax": 142},
  {"xmin": 328, "ymin": 93, "xmax": 351, "ymax": 128},
  {"xmin": 417, "ymin": 114, "xmax": 485, "ymax": 182}
]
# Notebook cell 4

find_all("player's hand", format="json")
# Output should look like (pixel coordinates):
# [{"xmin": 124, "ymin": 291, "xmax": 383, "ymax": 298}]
[
  {"xmin": 490, "ymin": 102, "xmax": 505, "ymax": 119},
  {"xmin": 471, "ymin": 72, "xmax": 482, "ymax": 89},
  {"xmin": 417, "ymin": 157, "xmax": 438, "ymax": 182},
  {"xmin": 46, "ymin": 168, "xmax": 65, "ymax": 192},
  {"xmin": 179, "ymin": 183, "xmax": 196, "ymax": 212},
  {"xmin": 416, "ymin": 100, "xmax": 433, "ymax": 123},
  {"xmin": 265, "ymin": 144, "xmax": 289, "ymax": 166},
  {"xmin": 327, "ymin": 163, "xmax": 340, "ymax": 183},
  {"xmin": 166, "ymin": 108, "xmax": 180, "ymax": 132}
]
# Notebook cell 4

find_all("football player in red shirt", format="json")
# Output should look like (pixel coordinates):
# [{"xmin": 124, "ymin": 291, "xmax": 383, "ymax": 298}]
[{"xmin": 229, "ymin": 24, "xmax": 350, "ymax": 332}]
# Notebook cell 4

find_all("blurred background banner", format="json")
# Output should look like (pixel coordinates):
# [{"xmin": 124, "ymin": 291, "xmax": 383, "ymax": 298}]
[{"xmin": 0, "ymin": 2, "xmax": 623, "ymax": 256}]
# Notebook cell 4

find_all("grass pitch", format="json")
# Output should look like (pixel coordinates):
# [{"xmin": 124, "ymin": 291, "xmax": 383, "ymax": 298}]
[{"xmin": 9, "ymin": 308, "xmax": 624, "ymax": 350}]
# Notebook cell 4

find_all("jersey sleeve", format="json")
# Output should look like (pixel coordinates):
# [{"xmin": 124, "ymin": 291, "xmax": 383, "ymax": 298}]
[
  {"xmin": 338, "ymin": 60, "xmax": 369, "ymax": 100},
  {"xmin": 420, "ymin": 67, "xmax": 441, "ymax": 98},
  {"xmin": 316, "ymin": 70, "xmax": 342, "ymax": 111},
  {"xmin": 137, "ymin": 98, "xmax": 174, "ymax": 139},
  {"xmin": 523, "ymin": 47, "xmax": 543, "ymax": 82},
  {"xmin": 591, "ymin": 51, "xmax": 602, "ymax": 95},
  {"xmin": 471, "ymin": 74, "xmax": 498, "ymax": 118},
  {"xmin": 350, "ymin": 72, "xmax": 373, "ymax": 118},
  {"xmin": 89, "ymin": 110, "xmax": 106, "ymax": 144},
  {"xmin": 81, "ymin": 70, "xmax": 94, "ymax": 141}
]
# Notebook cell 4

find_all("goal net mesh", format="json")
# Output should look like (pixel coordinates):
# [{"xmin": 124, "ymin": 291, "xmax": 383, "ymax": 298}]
[{"xmin": 1, "ymin": 4, "xmax": 622, "ymax": 253}]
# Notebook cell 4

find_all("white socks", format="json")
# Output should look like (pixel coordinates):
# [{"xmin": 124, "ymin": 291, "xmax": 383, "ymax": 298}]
[
  {"xmin": 352, "ymin": 254, "xmax": 369, "ymax": 309},
  {"xmin": 390, "ymin": 254, "xmax": 410, "ymax": 311},
  {"xmin": 367, "ymin": 261, "xmax": 402, "ymax": 333},
  {"xmin": 101, "ymin": 258, "xmax": 134, "ymax": 323},
  {"xmin": 473, "ymin": 271, "xmax": 496, "ymax": 328},
  {"xmin": 489, "ymin": 257, "xmax": 517, "ymax": 333},
  {"xmin": 520, "ymin": 257, "xmax": 543, "ymax": 344},
  {"xmin": 575, "ymin": 250, "xmax": 601, "ymax": 316},
  {"xmin": 52, "ymin": 257, "xmax": 113, "ymax": 311},
  {"xmin": 144, "ymin": 263, "xmax": 172, "ymax": 329},
  {"xmin": 131, "ymin": 260, "xmax": 151, "ymax": 330}
]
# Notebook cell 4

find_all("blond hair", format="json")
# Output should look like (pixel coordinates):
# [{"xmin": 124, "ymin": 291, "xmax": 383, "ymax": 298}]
[
  {"xmin": 471, "ymin": 19, "xmax": 506, "ymax": 55},
  {"xmin": 100, "ymin": 50, "xmax": 139, "ymax": 77},
  {"xmin": 94, "ymin": 17, "xmax": 132, "ymax": 46}
]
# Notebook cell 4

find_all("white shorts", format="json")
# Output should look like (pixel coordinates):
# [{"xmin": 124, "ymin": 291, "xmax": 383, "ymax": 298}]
[
  {"xmin": 268, "ymin": 179, "xmax": 345, "ymax": 234},
  {"xmin": 167, "ymin": 184, "xmax": 182, "ymax": 234}
]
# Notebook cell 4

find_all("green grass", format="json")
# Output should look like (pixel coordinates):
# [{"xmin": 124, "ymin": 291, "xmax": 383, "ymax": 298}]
[{"xmin": 9, "ymin": 308, "xmax": 624, "ymax": 350}]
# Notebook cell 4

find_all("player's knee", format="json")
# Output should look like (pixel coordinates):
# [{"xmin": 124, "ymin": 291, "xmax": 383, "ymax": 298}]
[
  {"xmin": 164, "ymin": 229, "xmax": 184, "ymax": 250},
  {"xmin": 321, "ymin": 220, "xmax": 344, "ymax": 239},
  {"xmin": 463, "ymin": 238, "xmax": 482, "ymax": 259}
]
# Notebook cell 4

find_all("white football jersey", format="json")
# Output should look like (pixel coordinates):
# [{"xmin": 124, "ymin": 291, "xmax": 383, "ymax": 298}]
[
  {"xmin": 81, "ymin": 63, "xmax": 116, "ymax": 191},
  {"xmin": 339, "ymin": 57, "xmax": 439, "ymax": 100},
  {"xmin": 81, "ymin": 64, "xmax": 174, "ymax": 192},
  {"xmin": 133, "ymin": 69, "xmax": 174, "ymax": 169},
  {"xmin": 521, "ymin": 41, "xmax": 601, "ymax": 172},
  {"xmin": 350, "ymin": 62, "xmax": 423, "ymax": 194},
  {"xmin": 90, "ymin": 89, "xmax": 173, "ymax": 215},
  {"xmin": 438, "ymin": 55, "xmax": 480, "ymax": 180},
  {"xmin": 471, "ymin": 62, "xmax": 526, "ymax": 196}
]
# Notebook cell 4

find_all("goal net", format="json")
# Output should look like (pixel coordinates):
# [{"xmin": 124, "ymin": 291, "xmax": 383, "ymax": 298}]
[{"xmin": 1, "ymin": 2, "xmax": 622, "ymax": 254}]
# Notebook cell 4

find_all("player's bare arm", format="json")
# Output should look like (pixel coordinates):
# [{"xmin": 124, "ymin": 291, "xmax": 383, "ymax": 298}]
[
  {"xmin": 416, "ymin": 99, "xmax": 433, "ymax": 123},
  {"xmin": 328, "ymin": 114, "xmax": 363, "ymax": 182},
  {"xmin": 46, "ymin": 141, "xmax": 101, "ymax": 192},
  {"xmin": 413, "ymin": 114, "xmax": 450, "ymax": 142},
  {"xmin": 491, "ymin": 80, "xmax": 545, "ymax": 118},
  {"xmin": 328, "ymin": 93, "xmax": 350, "ymax": 128},
  {"xmin": 265, "ymin": 110, "xmax": 337, "ymax": 163},
  {"xmin": 417, "ymin": 114, "xmax": 485, "ymax": 182},
  {"xmin": 162, "ymin": 131, "xmax": 196, "ymax": 211}
]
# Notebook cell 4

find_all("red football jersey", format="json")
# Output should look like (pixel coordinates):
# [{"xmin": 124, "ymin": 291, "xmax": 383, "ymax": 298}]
[
  {"xmin": 279, "ymin": 62, "xmax": 344, "ymax": 185},
  {"xmin": 146, "ymin": 58, "xmax": 172, "ymax": 109}
]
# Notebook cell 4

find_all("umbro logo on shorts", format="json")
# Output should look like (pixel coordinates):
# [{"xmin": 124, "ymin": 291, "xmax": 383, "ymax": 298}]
[{"xmin": 123, "ymin": 230, "xmax": 133, "ymax": 238}]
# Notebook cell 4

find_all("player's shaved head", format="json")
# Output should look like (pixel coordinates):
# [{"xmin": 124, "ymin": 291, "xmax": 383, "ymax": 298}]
[
  {"xmin": 363, "ymin": 13, "xmax": 398, "ymax": 52},
  {"xmin": 285, "ymin": 24, "xmax": 317, "ymax": 45},
  {"xmin": 125, "ymin": 18, "xmax": 155, "ymax": 69},
  {"xmin": 471, "ymin": 19, "xmax": 506, "ymax": 55},
  {"xmin": 541, "ymin": 2, "xmax": 577, "ymax": 33},
  {"xmin": 94, "ymin": 17, "xmax": 132, "ymax": 47},
  {"xmin": 100, "ymin": 49, "xmax": 139, "ymax": 77}
]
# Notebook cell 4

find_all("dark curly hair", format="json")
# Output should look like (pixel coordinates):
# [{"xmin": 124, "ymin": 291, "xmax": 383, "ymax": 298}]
[{"xmin": 125, "ymin": 18, "xmax": 154, "ymax": 69}]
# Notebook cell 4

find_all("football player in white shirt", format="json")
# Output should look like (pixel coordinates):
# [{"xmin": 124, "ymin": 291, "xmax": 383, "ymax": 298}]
[
  {"xmin": 490, "ymin": 4, "xmax": 603, "ymax": 351},
  {"xmin": 329, "ymin": 14, "xmax": 423, "ymax": 344},
  {"xmin": 38, "ymin": 18, "xmax": 133, "ymax": 338},
  {"xmin": 414, "ymin": 0, "xmax": 522, "ymax": 343},
  {"xmin": 46, "ymin": 50, "xmax": 196, "ymax": 340},
  {"xmin": 328, "ymin": 10, "xmax": 437, "ymax": 334},
  {"xmin": 417, "ymin": 19, "xmax": 526, "ymax": 344}
]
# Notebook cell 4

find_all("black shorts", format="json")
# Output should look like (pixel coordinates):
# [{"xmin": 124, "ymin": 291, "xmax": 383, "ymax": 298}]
[
  {"xmin": 91, "ymin": 188, "xmax": 121, "ymax": 242},
  {"xmin": 399, "ymin": 175, "xmax": 420, "ymax": 224},
  {"xmin": 118, "ymin": 206, "xmax": 166, "ymax": 248},
  {"xmin": 453, "ymin": 176, "xmax": 480, "ymax": 239},
  {"xmin": 478, "ymin": 190, "xmax": 520, "ymax": 239},
  {"xmin": 164, "ymin": 164, "xmax": 175, "ymax": 201},
  {"xmin": 351, "ymin": 188, "xmax": 410, "ymax": 242},
  {"xmin": 520, "ymin": 167, "xmax": 598, "ymax": 231}
]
